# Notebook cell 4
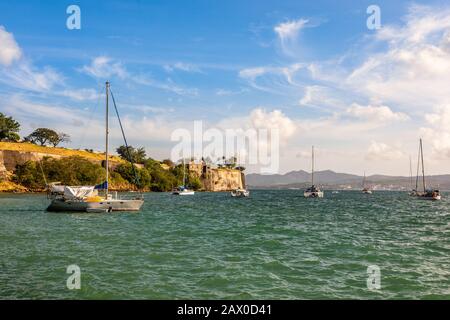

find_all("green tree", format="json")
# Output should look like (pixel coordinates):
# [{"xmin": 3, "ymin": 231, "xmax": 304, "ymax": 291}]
[
  {"xmin": 116, "ymin": 145, "xmax": 147, "ymax": 164},
  {"xmin": 49, "ymin": 132, "xmax": 71, "ymax": 147},
  {"xmin": 13, "ymin": 161, "xmax": 45, "ymax": 189},
  {"xmin": 187, "ymin": 175, "xmax": 202, "ymax": 190},
  {"xmin": 14, "ymin": 156, "xmax": 105, "ymax": 189},
  {"xmin": 115, "ymin": 163, "xmax": 150, "ymax": 189},
  {"xmin": 0, "ymin": 112, "xmax": 20, "ymax": 142},
  {"xmin": 25, "ymin": 128, "xmax": 59, "ymax": 146},
  {"xmin": 161, "ymin": 159, "xmax": 175, "ymax": 167}
]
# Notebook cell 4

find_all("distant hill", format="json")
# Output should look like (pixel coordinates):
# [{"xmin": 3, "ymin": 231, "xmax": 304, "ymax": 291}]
[{"xmin": 246, "ymin": 170, "xmax": 450, "ymax": 191}]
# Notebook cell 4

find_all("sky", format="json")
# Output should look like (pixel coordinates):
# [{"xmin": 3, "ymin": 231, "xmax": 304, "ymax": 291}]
[{"xmin": 0, "ymin": 0, "xmax": 450, "ymax": 175}]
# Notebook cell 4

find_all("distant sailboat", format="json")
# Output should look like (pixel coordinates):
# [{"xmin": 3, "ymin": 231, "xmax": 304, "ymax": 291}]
[
  {"xmin": 303, "ymin": 146, "xmax": 324, "ymax": 198},
  {"xmin": 172, "ymin": 158, "xmax": 195, "ymax": 195},
  {"xmin": 414, "ymin": 139, "xmax": 441, "ymax": 200},
  {"xmin": 231, "ymin": 152, "xmax": 250, "ymax": 197},
  {"xmin": 362, "ymin": 172, "xmax": 372, "ymax": 194},
  {"xmin": 47, "ymin": 82, "xmax": 144, "ymax": 212}
]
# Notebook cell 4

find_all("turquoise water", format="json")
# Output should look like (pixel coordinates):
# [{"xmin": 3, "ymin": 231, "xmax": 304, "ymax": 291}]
[{"xmin": 0, "ymin": 190, "xmax": 449, "ymax": 299}]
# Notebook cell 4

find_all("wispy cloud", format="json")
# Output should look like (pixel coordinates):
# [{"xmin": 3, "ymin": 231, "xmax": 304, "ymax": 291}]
[
  {"xmin": 215, "ymin": 88, "xmax": 248, "ymax": 96},
  {"xmin": 80, "ymin": 56, "xmax": 199, "ymax": 97},
  {"xmin": 163, "ymin": 62, "xmax": 202, "ymax": 73},
  {"xmin": 274, "ymin": 19, "xmax": 309, "ymax": 41},
  {"xmin": 274, "ymin": 18, "xmax": 310, "ymax": 56},
  {"xmin": 80, "ymin": 56, "xmax": 128, "ymax": 79}
]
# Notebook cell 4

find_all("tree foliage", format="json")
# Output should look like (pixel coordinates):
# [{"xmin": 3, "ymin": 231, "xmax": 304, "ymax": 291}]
[
  {"xmin": 116, "ymin": 145, "xmax": 147, "ymax": 164},
  {"xmin": 12, "ymin": 147, "xmax": 206, "ymax": 192},
  {"xmin": 25, "ymin": 128, "xmax": 70, "ymax": 147},
  {"xmin": 0, "ymin": 112, "xmax": 20, "ymax": 142},
  {"xmin": 14, "ymin": 156, "xmax": 105, "ymax": 189},
  {"xmin": 115, "ymin": 163, "xmax": 151, "ymax": 189}
]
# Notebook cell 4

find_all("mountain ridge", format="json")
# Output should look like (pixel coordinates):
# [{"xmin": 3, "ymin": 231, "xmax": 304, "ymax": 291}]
[{"xmin": 246, "ymin": 170, "xmax": 450, "ymax": 190}]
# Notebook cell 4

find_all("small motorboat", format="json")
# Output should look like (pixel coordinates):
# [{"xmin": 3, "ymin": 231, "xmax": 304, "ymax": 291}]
[
  {"xmin": 304, "ymin": 185, "xmax": 324, "ymax": 198},
  {"xmin": 172, "ymin": 186, "xmax": 195, "ymax": 196},
  {"xmin": 231, "ymin": 188, "xmax": 250, "ymax": 197}
]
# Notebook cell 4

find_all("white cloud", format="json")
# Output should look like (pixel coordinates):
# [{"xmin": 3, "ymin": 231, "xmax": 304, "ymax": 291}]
[
  {"xmin": 238, "ymin": 63, "xmax": 308, "ymax": 94},
  {"xmin": 81, "ymin": 56, "xmax": 128, "ymax": 79},
  {"xmin": 80, "ymin": 57, "xmax": 199, "ymax": 96},
  {"xmin": 274, "ymin": 19, "xmax": 310, "ymax": 56},
  {"xmin": 299, "ymin": 85, "xmax": 346, "ymax": 110},
  {"xmin": 274, "ymin": 19, "xmax": 309, "ymax": 41},
  {"xmin": 215, "ymin": 88, "xmax": 248, "ymax": 96},
  {"xmin": 0, "ymin": 27, "xmax": 63, "ymax": 93},
  {"xmin": 0, "ymin": 26, "xmax": 22, "ymax": 66},
  {"xmin": 346, "ymin": 103, "xmax": 409, "ymax": 122},
  {"xmin": 239, "ymin": 67, "xmax": 271, "ymax": 80},
  {"xmin": 347, "ymin": 5, "xmax": 450, "ymax": 110},
  {"xmin": 1, "ymin": 95, "xmax": 89, "ymax": 128},
  {"xmin": 122, "ymin": 104, "xmax": 175, "ymax": 114},
  {"xmin": 250, "ymin": 108, "xmax": 296, "ymax": 141},
  {"xmin": 59, "ymin": 88, "xmax": 101, "ymax": 101},
  {"xmin": 366, "ymin": 141, "xmax": 405, "ymax": 161},
  {"xmin": 2, "ymin": 63, "xmax": 63, "ymax": 92},
  {"xmin": 421, "ymin": 105, "xmax": 450, "ymax": 159},
  {"xmin": 163, "ymin": 62, "xmax": 202, "ymax": 73},
  {"xmin": 133, "ymin": 76, "xmax": 199, "ymax": 96}
]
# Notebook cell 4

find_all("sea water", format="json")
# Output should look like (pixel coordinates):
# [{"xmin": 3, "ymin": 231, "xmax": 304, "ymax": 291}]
[{"xmin": 0, "ymin": 190, "xmax": 449, "ymax": 299}]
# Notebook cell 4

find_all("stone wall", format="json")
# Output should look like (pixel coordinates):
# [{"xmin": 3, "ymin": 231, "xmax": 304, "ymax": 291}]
[
  {"xmin": 187, "ymin": 161, "xmax": 245, "ymax": 191},
  {"xmin": 203, "ymin": 168, "xmax": 244, "ymax": 191}
]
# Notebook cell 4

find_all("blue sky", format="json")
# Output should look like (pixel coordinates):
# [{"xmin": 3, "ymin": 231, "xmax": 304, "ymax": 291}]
[{"xmin": 1, "ymin": 0, "xmax": 450, "ymax": 175}]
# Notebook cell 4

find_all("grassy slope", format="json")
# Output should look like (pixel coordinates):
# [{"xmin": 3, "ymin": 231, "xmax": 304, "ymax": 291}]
[
  {"xmin": 0, "ymin": 142, "xmax": 124, "ymax": 163},
  {"xmin": 0, "ymin": 142, "xmax": 127, "ymax": 192}
]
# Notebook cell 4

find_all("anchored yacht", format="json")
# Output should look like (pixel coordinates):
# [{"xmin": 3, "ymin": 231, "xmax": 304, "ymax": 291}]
[
  {"xmin": 304, "ymin": 146, "xmax": 324, "ymax": 198},
  {"xmin": 47, "ymin": 82, "xmax": 144, "ymax": 212}
]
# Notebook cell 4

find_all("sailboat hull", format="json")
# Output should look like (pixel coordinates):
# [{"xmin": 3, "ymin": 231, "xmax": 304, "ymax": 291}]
[
  {"xmin": 415, "ymin": 194, "xmax": 441, "ymax": 201},
  {"xmin": 47, "ymin": 198, "xmax": 144, "ymax": 212},
  {"xmin": 172, "ymin": 190, "xmax": 195, "ymax": 196},
  {"xmin": 303, "ymin": 191, "xmax": 324, "ymax": 198}
]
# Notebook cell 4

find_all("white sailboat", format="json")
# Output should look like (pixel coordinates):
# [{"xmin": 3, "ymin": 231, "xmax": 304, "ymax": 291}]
[
  {"xmin": 414, "ymin": 139, "xmax": 441, "ymax": 200},
  {"xmin": 47, "ymin": 82, "xmax": 144, "ymax": 212},
  {"xmin": 172, "ymin": 159, "xmax": 195, "ymax": 195},
  {"xmin": 303, "ymin": 146, "xmax": 324, "ymax": 198},
  {"xmin": 362, "ymin": 172, "xmax": 372, "ymax": 194}
]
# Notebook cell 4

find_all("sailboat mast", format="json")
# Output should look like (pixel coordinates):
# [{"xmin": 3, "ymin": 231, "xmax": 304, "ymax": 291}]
[
  {"xmin": 409, "ymin": 156, "xmax": 413, "ymax": 190},
  {"xmin": 183, "ymin": 158, "xmax": 186, "ymax": 187},
  {"xmin": 105, "ymin": 81, "xmax": 109, "ymax": 197},
  {"xmin": 420, "ymin": 138, "xmax": 426, "ymax": 192},
  {"xmin": 363, "ymin": 172, "xmax": 366, "ymax": 188},
  {"xmin": 311, "ymin": 146, "xmax": 314, "ymax": 186},
  {"xmin": 415, "ymin": 142, "xmax": 420, "ymax": 191}
]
